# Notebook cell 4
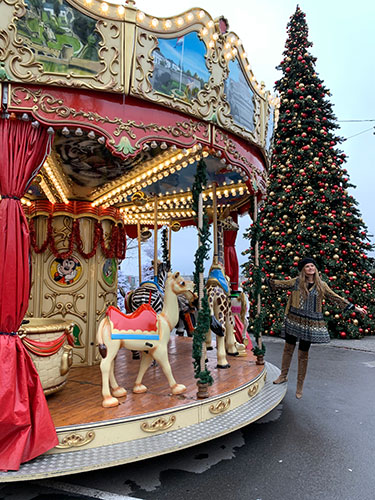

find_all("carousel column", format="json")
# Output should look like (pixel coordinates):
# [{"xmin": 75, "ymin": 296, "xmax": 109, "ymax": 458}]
[{"xmin": 28, "ymin": 215, "xmax": 119, "ymax": 367}]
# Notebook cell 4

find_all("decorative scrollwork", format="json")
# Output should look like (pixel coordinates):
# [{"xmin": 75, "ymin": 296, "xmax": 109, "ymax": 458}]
[
  {"xmin": 56, "ymin": 431, "xmax": 95, "ymax": 449},
  {"xmin": 209, "ymin": 398, "xmax": 231, "ymax": 414},
  {"xmin": 248, "ymin": 383, "xmax": 259, "ymax": 398},
  {"xmin": 141, "ymin": 415, "xmax": 176, "ymax": 433}
]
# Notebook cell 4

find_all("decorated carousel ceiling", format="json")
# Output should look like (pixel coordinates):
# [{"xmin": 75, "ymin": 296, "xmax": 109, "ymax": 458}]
[{"xmin": 26, "ymin": 134, "xmax": 251, "ymax": 225}]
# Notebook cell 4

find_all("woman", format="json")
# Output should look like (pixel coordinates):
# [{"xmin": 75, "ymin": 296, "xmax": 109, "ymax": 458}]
[{"xmin": 267, "ymin": 257, "xmax": 366, "ymax": 399}]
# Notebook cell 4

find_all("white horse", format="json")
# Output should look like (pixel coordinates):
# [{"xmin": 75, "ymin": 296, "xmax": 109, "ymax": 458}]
[{"xmin": 97, "ymin": 272, "xmax": 195, "ymax": 408}]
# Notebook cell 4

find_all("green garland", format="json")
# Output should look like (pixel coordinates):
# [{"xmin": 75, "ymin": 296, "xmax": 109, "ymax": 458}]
[
  {"xmin": 250, "ymin": 221, "xmax": 266, "ymax": 357},
  {"xmin": 191, "ymin": 159, "xmax": 213, "ymax": 385}
]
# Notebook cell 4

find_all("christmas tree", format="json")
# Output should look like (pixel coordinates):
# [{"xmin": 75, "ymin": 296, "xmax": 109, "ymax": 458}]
[{"xmin": 243, "ymin": 6, "xmax": 375, "ymax": 340}]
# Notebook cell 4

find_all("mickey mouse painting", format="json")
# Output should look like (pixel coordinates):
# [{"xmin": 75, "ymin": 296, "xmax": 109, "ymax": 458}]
[{"xmin": 53, "ymin": 256, "xmax": 81, "ymax": 285}]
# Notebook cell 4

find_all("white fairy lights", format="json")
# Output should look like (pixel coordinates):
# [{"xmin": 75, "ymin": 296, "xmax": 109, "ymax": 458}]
[
  {"xmin": 119, "ymin": 181, "xmax": 249, "ymax": 225},
  {"xmin": 92, "ymin": 145, "xmax": 203, "ymax": 208},
  {"xmin": 42, "ymin": 158, "xmax": 70, "ymax": 204},
  {"xmin": 38, "ymin": 176, "xmax": 57, "ymax": 204}
]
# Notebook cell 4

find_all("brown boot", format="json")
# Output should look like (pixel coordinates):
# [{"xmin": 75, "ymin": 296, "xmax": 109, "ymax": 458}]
[
  {"xmin": 296, "ymin": 350, "xmax": 309, "ymax": 399},
  {"xmin": 273, "ymin": 342, "xmax": 295, "ymax": 384}
]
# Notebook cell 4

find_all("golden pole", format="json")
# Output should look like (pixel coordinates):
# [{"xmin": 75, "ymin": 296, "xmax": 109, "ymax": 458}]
[
  {"xmin": 212, "ymin": 182, "xmax": 218, "ymax": 265},
  {"xmin": 168, "ymin": 224, "xmax": 172, "ymax": 263},
  {"xmin": 137, "ymin": 221, "xmax": 142, "ymax": 285},
  {"xmin": 153, "ymin": 196, "xmax": 158, "ymax": 280}
]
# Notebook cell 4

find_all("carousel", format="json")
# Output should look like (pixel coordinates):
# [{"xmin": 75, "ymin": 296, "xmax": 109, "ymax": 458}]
[{"xmin": 0, "ymin": 0, "xmax": 286, "ymax": 480}]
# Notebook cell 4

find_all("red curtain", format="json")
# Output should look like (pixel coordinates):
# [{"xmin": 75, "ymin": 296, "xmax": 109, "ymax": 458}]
[
  {"xmin": 223, "ymin": 215, "xmax": 239, "ymax": 292},
  {"xmin": 0, "ymin": 118, "xmax": 58, "ymax": 471}
]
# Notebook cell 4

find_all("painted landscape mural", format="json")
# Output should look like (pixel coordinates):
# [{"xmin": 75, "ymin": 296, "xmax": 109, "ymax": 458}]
[
  {"xmin": 151, "ymin": 32, "xmax": 210, "ymax": 103},
  {"xmin": 225, "ymin": 59, "xmax": 255, "ymax": 132},
  {"xmin": 16, "ymin": 0, "xmax": 101, "ymax": 75}
]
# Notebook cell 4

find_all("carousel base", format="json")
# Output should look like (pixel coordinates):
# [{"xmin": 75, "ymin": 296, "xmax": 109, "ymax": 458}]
[{"xmin": 0, "ymin": 337, "xmax": 286, "ymax": 482}]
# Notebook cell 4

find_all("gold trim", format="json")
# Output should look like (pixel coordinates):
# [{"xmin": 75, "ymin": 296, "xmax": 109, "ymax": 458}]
[
  {"xmin": 209, "ymin": 398, "xmax": 231, "ymax": 414},
  {"xmin": 141, "ymin": 415, "xmax": 176, "ymax": 433},
  {"xmin": 56, "ymin": 431, "xmax": 95, "ymax": 449},
  {"xmin": 248, "ymin": 383, "xmax": 259, "ymax": 398}
]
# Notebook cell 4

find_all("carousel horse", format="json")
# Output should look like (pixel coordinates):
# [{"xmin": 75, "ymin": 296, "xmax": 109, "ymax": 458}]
[
  {"xmin": 97, "ymin": 272, "xmax": 195, "ymax": 408},
  {"xmin": 205, "ymin": 262, "xmax": 238, "ymax": 368}
]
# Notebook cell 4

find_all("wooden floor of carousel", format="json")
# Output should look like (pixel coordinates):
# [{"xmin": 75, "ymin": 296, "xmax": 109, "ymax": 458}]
[{"xmin": 1, "ymin": 336, "xmax": 286, "ymax": 481}]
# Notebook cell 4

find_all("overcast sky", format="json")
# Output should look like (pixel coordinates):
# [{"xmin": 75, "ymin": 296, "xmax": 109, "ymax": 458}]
[{"xmin": 122, "ymin": 0, "xmax": 375, "ymax": 276}]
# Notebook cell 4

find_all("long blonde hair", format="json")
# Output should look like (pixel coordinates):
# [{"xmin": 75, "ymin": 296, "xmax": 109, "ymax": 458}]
[{"xmin": 298, "ymin": 268, "xmax": 325, "ymax": 300}]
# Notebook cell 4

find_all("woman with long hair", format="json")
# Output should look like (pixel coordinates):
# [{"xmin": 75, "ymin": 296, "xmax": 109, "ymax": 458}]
[{"xmin": 267, "ymin": 257, "xmax": 366, "ymax": 398}]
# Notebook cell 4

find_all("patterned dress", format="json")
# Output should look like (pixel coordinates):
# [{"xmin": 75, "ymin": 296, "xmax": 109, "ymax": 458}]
[{"xmin": 267, "ymin": 277, "xmax": 353, "ymax": 344}]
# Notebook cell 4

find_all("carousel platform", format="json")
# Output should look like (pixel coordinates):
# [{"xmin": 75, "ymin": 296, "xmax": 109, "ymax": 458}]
[{"xmin": 0, "ymin": 336, "xmax": 286, "ymax": 482}]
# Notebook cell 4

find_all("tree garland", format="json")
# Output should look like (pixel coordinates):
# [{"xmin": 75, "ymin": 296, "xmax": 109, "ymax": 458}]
[
  {"xmin": 29, "ymin": 216, "xmax": 126, "ymax": 260},
  {"xmin": 191, "ymin": 159, "xmax": 213, "ymax": 386}
]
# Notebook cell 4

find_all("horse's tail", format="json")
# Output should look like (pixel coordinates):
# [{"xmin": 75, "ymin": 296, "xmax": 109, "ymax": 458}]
[
  {"xmin": 97, "ymin": 317, "xmax": 108, "ymax": 358},
  {"xmin": 125, "ymin": 290, "xmax": 133, "ymax": 313}
]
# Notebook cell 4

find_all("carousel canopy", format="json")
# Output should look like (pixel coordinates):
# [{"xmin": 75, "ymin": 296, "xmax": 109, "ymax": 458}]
[{"xmin": 0, "ymin": 0, "xmax": 278, "ymax": 226}]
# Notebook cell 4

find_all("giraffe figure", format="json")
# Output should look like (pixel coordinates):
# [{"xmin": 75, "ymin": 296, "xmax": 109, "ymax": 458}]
[
  {"xmin": 204, "ymin": 214, "xmax": 238, "ymax": 368},
  {"xmin": 217, "ymin": 215, "xmax": 248, "ymax": 353},
  {"xmin": 205, "ymin": 261, "xmax": 238, "ymax": 368}
]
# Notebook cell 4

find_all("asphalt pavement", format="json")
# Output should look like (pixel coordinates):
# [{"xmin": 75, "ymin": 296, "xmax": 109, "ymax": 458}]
[{"xmin": 1, "ymin": 336, "xmax": 375, "ymax": 500}]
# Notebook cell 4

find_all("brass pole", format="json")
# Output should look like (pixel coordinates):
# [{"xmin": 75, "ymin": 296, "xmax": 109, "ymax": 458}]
[
  {"xmin": 137, "ymin": 221, "xmax": 142, "ymax": 285},
  {"xmin": 212, "ymin": 183, "xmax": 218, "ymax": 265},
  {"xmin": 153, "ymin": 196, "xmax": 158, "ymax": 280},
  {"xmin": 168, "ymin": 224, "xmax": 172, "ymax": 263}
]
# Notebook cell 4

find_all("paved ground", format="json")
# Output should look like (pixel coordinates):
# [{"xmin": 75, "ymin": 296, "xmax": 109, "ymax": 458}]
[{"xmin": 1, "ymin": 336, "xmax": 375, "ymax": 500}]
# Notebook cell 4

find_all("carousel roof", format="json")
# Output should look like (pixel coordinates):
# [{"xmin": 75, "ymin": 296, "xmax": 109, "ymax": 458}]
[{"xmin": 0, "ymin": 0, "xmax": 278, "ymax": 225}]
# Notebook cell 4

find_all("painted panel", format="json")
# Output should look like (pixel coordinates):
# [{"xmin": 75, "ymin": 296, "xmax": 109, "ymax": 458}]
[
  {"xmin": 16, "ymin": 0, "xmax": 101, "ymax": 76},
  {"xmin": 150, "ymin": 32, "xmax": 210, "ymax": 104},
  {"xmin": 225, "ymin": 58, "xmax": 255, "ymax": 132}
]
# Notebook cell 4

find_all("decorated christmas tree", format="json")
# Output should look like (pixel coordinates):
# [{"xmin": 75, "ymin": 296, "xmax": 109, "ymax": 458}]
[{"xmin": 243, "ymin": 6, "xmax": 375, "ymax": 340}]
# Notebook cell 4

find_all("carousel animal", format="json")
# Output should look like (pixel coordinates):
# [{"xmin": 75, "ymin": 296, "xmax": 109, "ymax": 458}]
[
  {"xmin": 97, "ymin": 271, "xmax": 195, "ymax": 408},
  {"xmin": 121, "ymin": 261, "xmax": 196, "ymax": 338},
  {"xmin": 203, "ymin": 214, "xmax": 242, "ymax": 368},
  {"xmin": 124, "ymin": 261, "xmax": 169, "ymax": 314}
]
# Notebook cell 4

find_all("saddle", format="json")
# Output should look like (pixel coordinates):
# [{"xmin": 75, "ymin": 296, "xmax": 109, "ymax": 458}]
[
  {"xmin": 206, "ymin": 265, "xmax": 230, "ymax": 294},
  {"xmin": 107, "ymin": 305, "xmax": 159, "ymax": 340}
]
